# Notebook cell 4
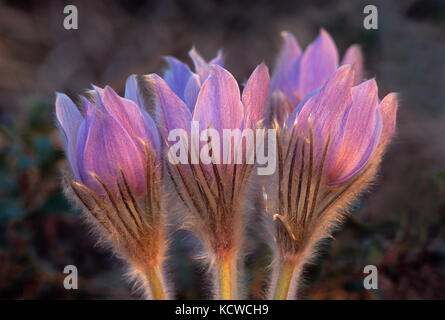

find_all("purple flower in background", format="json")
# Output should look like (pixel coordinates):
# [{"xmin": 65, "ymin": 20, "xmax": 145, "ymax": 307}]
[
  {"xmin": 265, "ymin": 65, "xmax": 398, "ymax": 299},
  {"xmin": 163, "ymin": 48, "xmax": 224, "ymax": 111},
  {"xmin": 270, "ymin": 29, "xmax": 364, "ymax": 123},
  {"xmin": 55, "ymin": 85, "xmax": 160, "ymax": 198}
]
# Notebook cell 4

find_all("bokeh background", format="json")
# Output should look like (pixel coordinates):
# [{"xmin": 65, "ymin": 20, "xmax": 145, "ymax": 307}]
[{"xmin": 0, "ymin": 0, "xmax": 444, "ymax": 299}]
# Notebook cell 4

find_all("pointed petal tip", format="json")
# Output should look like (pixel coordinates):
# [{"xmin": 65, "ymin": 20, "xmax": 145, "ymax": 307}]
[
  {"xmin": 258, "ymin": 61, "xmax": 269, "ymax": 71},
  {"xmin": 126, "ymin": 74, "xmax": 137, "ymax": 82},
  {"xmin": 330, "ymin": 64, "xmax": 356, "ymax": 82},
  {"xmin": 280, "ymin": 30, "xmax": 294, "ymax": 40},
  {"xmin": 353, "ymin": 77, "xmax": 377, "ymax": 91},
  {"xmin": 319, "ymin": 28, "xmax": 333, "ymax": 38}
]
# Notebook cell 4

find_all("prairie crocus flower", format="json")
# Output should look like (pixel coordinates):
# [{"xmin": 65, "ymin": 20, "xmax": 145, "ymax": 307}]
[
  {"xmin": 163, "ymin": 48, "xmax": 223, "ymax": 110},
  {"xmin": 55, "ymin": 84, "xmax": 170, "ymax": 299},
  {"xmin": 270, "ymin": 29, "xmax": 364, "ymax": 124},
  {"xmin": 146, "ymin": 63, "xmax": 270, "ymax": 299},
  {"xmin": 264, "ymin": 65, "xmax": 398, "ymax": 299}
]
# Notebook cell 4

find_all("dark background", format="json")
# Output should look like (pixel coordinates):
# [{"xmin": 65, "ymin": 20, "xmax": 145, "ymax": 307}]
[{"xmin": 0, "ymin": 0, "xmax": 444, "ymax": 299}]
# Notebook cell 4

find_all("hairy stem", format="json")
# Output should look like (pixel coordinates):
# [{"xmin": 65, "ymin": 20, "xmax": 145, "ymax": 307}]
[
  {"xmin": 271, "ymin": 257, "xmax": 302, "ymax": 300},
  {"xmin": 144, "ymin": 264, "xmax": 167, "ymax": 300},
  {"xmin": 215, "ymin": 254, "xmax": 237, "ymax": 300}
]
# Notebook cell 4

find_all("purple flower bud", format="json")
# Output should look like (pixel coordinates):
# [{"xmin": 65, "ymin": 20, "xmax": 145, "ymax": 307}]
[
  {"xmin": 284, "ymin": 65, "xmax": 397, "ymax": 186},
  {"xmin": 162, "ymin": 48, "xmax": 224, "ymax": 111},
  {"xmin": 55, "ymin": 86, "xmax": 160, "ymax": 198},
  {"xmin": 271, "ymin": 29, "xmax": 364, "ymax": 123}
]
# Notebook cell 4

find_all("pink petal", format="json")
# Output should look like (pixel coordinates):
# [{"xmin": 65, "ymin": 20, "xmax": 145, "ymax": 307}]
[
  {"xmin": 80, "ymin": 112, "xmax": 146, "ymax": 197},
  {"xmin": 341, "ymin": 45, "xmax": 364, "ymax": 85},
  {"xmin": 242, "ymin": 63, "xmax": 270, "ymax": 128},
  {"xmin": 189, "ymin": 47, "xmax": 223, "ymax": 83},
  {"xmin": 148, "ymin": 73, "xmax": 192, "ymax": 136},
  {"xmin": 298, "ymin": 29, "xmax": 339, "ymax": 98},
  {"xmin": 377, "ymin": 92, "xmax": 398, "ymax": 150},
  {"xmin": 270, "ymin": 31, "xmax": 302, "ymax": 105},
  {"xmin": 209, "ymin": 49, "xmax": 224, "ymax": 67},
  {"xmin": 291, "ymin": 65, "xmax": 355, "ymax": 172},
  {"xmin": 328, "ymin": 79, "xmax": 382, "ymax": 185},
  {"xmin": 102, "ymin": 86, "xmax": 160, "ymax": 155},
  {"xmin": 193, "ymin": 64, "xmax": 243, "ymax": 133}
]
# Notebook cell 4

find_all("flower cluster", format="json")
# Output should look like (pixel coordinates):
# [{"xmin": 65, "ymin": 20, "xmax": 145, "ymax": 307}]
[{"xmin": 55, "ymin": 30, "xmax": 397, "ymax": 300}]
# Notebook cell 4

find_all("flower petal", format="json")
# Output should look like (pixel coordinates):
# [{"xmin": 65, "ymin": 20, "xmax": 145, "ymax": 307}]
[
  {"xmin": 125, "ymin": 75, "xmax": 143, "ymax": 108},
  {"xmin": 377, "ymin": 92, "xmax": 398, "ymax": 151},
  {"xmin": 55, "ymin": 93, "xmax": 83, "ymax": 180},
  {"xmin": 193, "ymin": 64, "xmax": 243, "ymax": 133},
  {"xmin": 271, "ymin": 90, "xmax": 294, "ymax": 125},
  {"xmin": 184, "ymin": 73, "xmax": 201, "ymax": 112},
  {"xmin": 209, "ymin": 49, "xmax": 224, "ymax": 67},
  {"xmin": 298, "ymin": 29, "xmax": 339, "ymax": 98},
  {"xmin": 341, "ymin": 45, "xmax": 364, "ymax": 85},
  {"xmin": 270, "ymin": 31, "xmax": 302, "ymax": 105},
  {"xmin": 163, "ymin": 56, "xmax": 194, "ymax": 102},
  {"xmin": 189, "ymin": 47, "xmax": 223, "ymax": 83},
  {"xmin": 328, "ymin": 79, "xmax": 382, "ymax": 185},
  {"xmin": 147, "ymin": 73, "xmax": 192, "ymax": 136},
  {"xmin": 102, "ymin": 86, "xmax": 160, "ymax": 155},
  {"xmin": 80, "ymin": 112, "xmax": 146, "ymax": 197},
  {"xmin": 291, "ymin": 65, "xmax": 355, "ymax": 171},
  {"xmin": 242, "ymin": 63, "xmax": 270, "ymax": 128}
]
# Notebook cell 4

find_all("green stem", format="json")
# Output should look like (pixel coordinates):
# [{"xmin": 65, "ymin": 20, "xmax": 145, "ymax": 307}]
[
  {"xmin": 273, "ymin": 258, "xmax": 297, "ymax": 300},
  {"xmin": 145, "ymin": 265, "xmax": 166, "ymax": 300},
  {"xmin": 216, "ymin": 255, "xmax": 236, "ymax": 300}
]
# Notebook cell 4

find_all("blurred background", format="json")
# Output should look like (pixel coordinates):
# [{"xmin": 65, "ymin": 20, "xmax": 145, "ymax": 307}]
[{"xmin": 0, "ymin": 0, "xmax": 444, "ymax": 299}]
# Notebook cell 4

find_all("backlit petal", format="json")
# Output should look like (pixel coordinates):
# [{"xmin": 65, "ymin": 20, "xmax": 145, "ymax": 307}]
[
  {"xmin": 298, "ymin": 29, "xmax": 339, "ymax": 98},
  {"xmin": 242, "ymin": 63, "xmax": 270, "ymax": 128}
]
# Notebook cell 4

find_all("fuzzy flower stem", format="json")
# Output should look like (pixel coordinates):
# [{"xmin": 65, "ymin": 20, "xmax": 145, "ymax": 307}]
[
  {"xmin": 215, "ymin": 254, "xmax": 237, "ymax": 300},
  {"xmin": 144, "ymin": 265, "xmax": 167, "ymax": 300},
  {"xmin": 273, "ymin": 258, "xmax": 296, "ymax": 300}
]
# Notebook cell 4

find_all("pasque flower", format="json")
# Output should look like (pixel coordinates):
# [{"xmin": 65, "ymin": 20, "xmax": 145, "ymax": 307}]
[
  {"xmin": 163, "ymin": 48, "xmax": 223, "ymax": 111},
  {"xmin": 270, "ymin": 29, "xmax": 364, "ymax": 124},
  {"xmin": 55, "ymin": 83, "xmax": 170, "ymax": 299},
  {"xmin": 264, "ymin": 64, "xmax": 398, "ymax": 299},
  {"xmin": 146, "ymin": 60, "xmax": 270, "ymax": 299}
]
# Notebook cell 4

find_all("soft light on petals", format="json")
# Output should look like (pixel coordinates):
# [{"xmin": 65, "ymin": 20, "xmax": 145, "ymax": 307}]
[
  {"xmin": 55, "ymin": 93, "xmax": 83, "ymax": 180},
  {"xmin": 148, "ymin": 74, "xmax": 192, "ymax": 136},
  {"xmin": 242, "ymin": 63, "xmax": 270, "ymax": 128},
  {"xmin": 80, "ymin": 112, "xmax": 146, "ymax": 197},
  {"xmin": 341, "ymin": 45, "xmax": 364, "ymax": 85},
  {"xmin": 193, "ymin": 64, "xmax": 244, "ymax": 133},
  {"xmin": 184, "ymin": 73, "xmax": 201, "ymax": 112},
  {"xmin": 298, "ymin": 29, "xmax": 339, "ymax": 98},
  {"xmin": 189, "ymin": 47, "xmax": 224, "ymax": 83},
  {"xmin": 291, "ymin": 65, "xmax": 354, "ymax": 169},
  {"xmin": 125, "ymin": 75, "xmax": 143, "ymax": 108},
  {"xmin": 270, "ymin": 31, "xmax": 302, "ymax": 104},
  {"xmin": 377, "ymin": 93, "xmax": 398, "ymax": 151},
  {"xmin": 209, "ymin": 49, "xmax": 224, "ymax": 67},
  {"xmin": 163, "ymin": 56, "xmax": 194, "ymax": 102},
  {"xmin": 102, "ymin": 86, "xmax": 160, "ymax": 154},
  {"xmin": 328, "ymin": 79, "xmax": 382, "ymax": 185}
]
